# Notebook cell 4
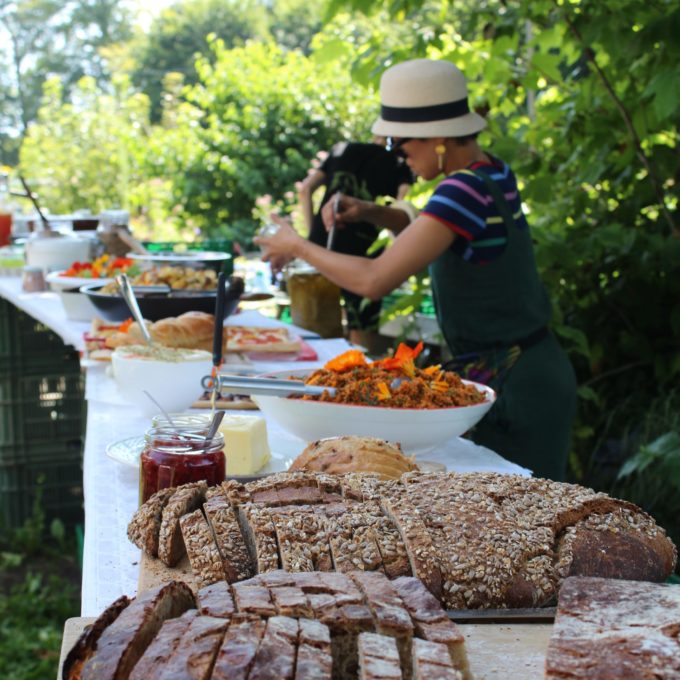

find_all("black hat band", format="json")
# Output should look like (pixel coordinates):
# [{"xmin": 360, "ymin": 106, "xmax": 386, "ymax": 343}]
[{"xmin": 381, "ymin": 98, "xmax": 469, "ymax": 123}]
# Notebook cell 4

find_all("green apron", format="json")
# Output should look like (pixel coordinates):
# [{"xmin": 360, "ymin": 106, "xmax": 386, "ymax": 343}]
[{"xmin": 430, "ymin": 168, "xmax": 576, "ymax": 480}]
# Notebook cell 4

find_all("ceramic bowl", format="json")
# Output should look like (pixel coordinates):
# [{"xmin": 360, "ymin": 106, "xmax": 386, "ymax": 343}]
[
  {"xmin": 111, "ymin": 345, "xmax": 213, "ymax": 416},
  {"xmin": 46, "ymin": 271, "xmax": 113, "ymax": 321},
  {"xmin": 252, "ymin": 369, "xmax": 496, "ymax": 456}
]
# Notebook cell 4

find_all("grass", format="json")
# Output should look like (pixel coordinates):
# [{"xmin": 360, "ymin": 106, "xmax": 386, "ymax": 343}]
[{"xmin": 0, "ymin": 489, "xmax": 81, "ymax": 680}]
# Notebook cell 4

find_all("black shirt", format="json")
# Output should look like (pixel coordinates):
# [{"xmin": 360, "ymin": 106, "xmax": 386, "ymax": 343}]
[{"xmin": 309, "ymin": 142, "xmax": 413, "ymax": 257}]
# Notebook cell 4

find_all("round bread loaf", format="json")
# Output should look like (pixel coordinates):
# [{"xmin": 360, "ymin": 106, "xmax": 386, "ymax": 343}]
[{"xmin": 290, "ymin": 435, "xmax": 419, "ymax": 479}]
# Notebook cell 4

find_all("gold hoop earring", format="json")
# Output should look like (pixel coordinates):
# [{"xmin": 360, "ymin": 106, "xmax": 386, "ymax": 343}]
[{"xmin": 435, "ymin": 143, "xmax": 446, "ymax": 172}]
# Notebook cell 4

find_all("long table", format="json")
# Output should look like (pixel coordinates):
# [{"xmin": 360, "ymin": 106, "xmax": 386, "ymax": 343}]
[{"xmin": 0, "ymin": 277, "xmax": 529, "ymax": 616}]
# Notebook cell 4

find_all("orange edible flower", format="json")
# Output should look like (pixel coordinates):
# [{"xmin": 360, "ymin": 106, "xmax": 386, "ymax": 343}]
[
  {"xmin": 422, "ymin": 364, "xmax": 442, "ymax": 376},
  {"xmin": 118, "ymin": 318, "xmax": 134, "ymax": 333},
  {"xmin": 324, "ymin": 349, "xmax": 368, "ymax": 372},
  {"xmin": 375, "ymin": 382, "xmax": 391, "ymax": 401},
  {"xmin": 375, "ymin": 341, "xmax": 424, "ymax": 374}
]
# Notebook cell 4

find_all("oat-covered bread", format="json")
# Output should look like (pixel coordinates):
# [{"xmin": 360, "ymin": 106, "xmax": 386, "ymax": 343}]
[
  {"xmin": 545, "ymin": 576, "xmax": 680, "ymax": 679},
  {"xmin": 290, "ymin": 437, "xmax": 419, "ymax": 480}
]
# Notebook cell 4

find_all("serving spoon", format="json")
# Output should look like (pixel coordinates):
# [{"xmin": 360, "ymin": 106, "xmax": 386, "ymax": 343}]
[{"xmin": 116, "ymin": 273, "xmax": 153, "ymax": 345}]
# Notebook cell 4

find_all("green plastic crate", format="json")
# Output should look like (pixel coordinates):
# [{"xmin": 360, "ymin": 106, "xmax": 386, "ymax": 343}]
[
  {"xmin": 0, "ymin": 298, "xmax": 82, "ymax": 369},
  {"xmin": 0, "ymin": 370, "xmax": 84, "ymax": 452},
  {"xmin": 0, "ymin": 453, "xmax": 84, "ymax": 529}
]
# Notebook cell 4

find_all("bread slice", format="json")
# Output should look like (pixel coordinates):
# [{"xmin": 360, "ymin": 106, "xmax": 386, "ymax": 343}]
[
  {"xmin": 211, "ymin": 614, "xmax": 267, "ymax": 680},
  {"xmin": 411, "ymin": 639, "xmax": 462, "ymax": 680},
  {"xmin": 349, "ymin": 571, "xmax": 413, "ymax": 675},
  {"xmin": 156, "ymin": 614, "xmax": 229, "ymax": 680},
  {"xmin": 62, "ymin": 595, "xmax": 130, "ymax": 679},
  {"xmin": 127, "ymin": 487, "xmax": 176, "ymax": 557},
  {"xmin": 271, "ymin": 507, "xmax": 333, "ymax": 573},
  {"xmin": 196, "ymin": 581, "xmax": 235, "ymax": 619},
  {"xmin": 79, "ymin": 581, "xmax": 195, "ymax": 679},
  {"xmin": 231, "ymin": 582, "xmax": 277, "ymax": 617},
  {"xmin": 270, "ymin": 586, "xmax": 314, "ymax": 619},
  {"xmin": 545, "ymin": 576, "xmax": 680, "ymax": 679},
  {"xmin": 247, "ymin": 615, "xmax": 299, "ymax": 680},
  {"xmin": 204, "ymin": 493, "xmax": 254, "ymax": 582},
  {"xmin": 357, "ymin": 632, "xmax": 403, "ymax": 679},
  {"xmin": 380, "ymin": 498, "xmax": 443, "ymax": 599},
  {"xmin": 158, "ymin": 481, "xmax": 208, "ymax": 567},
  {"xmin": 237, "ymin": 505, "xmax": 280, "ymax": 573},
  {"xmin": 180, "ymin": 508, "xmax": 227, "ymax": 587},
  {"xmin": 326, "ymin": 510, "xmax": 385, "ymax": 574},
  {"xmin": 128, "ymin": 610, "xmax": 198, "ymax": 679},
  {"xmin": 360, "ymin": 503, "xmax": 411, "ymax": 579}
]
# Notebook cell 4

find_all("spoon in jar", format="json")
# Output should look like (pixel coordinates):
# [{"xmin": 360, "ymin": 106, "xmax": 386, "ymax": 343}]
[
  {"xmin": 143, "ymin": 390, "xmax": 177, "ymax": 428},
  {"xmin": 204, "ymin": 410, "xmax": 225, "ymax": 444}
]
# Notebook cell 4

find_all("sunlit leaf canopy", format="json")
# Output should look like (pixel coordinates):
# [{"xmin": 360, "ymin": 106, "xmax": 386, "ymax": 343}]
[{"xmin": 1, "ymin": 0, "xmax": 680, "ymax": 493}]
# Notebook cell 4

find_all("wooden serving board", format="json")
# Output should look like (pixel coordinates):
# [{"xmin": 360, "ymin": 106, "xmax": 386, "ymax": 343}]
[{"xmin": 58, "ymin": 617, "xmax": 552, "ymax": 679}]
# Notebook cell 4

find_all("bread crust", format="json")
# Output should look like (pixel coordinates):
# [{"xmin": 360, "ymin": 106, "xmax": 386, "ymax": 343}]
[{"xmin": 290, "ymin": 436, "xmax": 418, "ymax": 480}]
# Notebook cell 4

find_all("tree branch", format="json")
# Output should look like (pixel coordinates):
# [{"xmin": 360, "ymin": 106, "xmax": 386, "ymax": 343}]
[{"xmin": 553, "ymin": 0, "xmax": 678, "ymax": 237}]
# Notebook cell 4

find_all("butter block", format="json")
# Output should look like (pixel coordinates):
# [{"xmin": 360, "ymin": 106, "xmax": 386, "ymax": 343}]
[{"xmin": 219, "ymin": 415, "xmax": 271, "ymax": 476}]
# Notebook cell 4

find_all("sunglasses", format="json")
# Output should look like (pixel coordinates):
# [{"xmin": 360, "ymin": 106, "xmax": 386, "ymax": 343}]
[{"xmin": 386, "ymin": 137, "xmax": 414, "ymax": 158}]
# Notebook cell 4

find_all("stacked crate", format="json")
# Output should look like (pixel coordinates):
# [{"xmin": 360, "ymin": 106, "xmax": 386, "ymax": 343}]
[{"xmin": 0, "ymin": 297, "xmax": 85, "ymax": 529}]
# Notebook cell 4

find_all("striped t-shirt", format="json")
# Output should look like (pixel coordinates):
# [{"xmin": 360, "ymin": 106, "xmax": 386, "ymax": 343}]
[{"xmin": 421, "ymin": 158, "xmax": 527, "ymax": 264}]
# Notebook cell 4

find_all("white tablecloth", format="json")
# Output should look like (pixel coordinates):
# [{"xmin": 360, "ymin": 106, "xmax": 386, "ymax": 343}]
[{"xmin": 0, "ymin": 276, "xmax": 530, "ymax": 616}]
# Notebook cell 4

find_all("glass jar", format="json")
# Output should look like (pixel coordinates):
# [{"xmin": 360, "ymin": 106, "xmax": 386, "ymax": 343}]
[
  {"xmin": 151, "ymin": 413, "xmax": 211, "ymax": 429},
  {"xmin": 97, "ymin": 209, "xmax": 132, "ymax": 257},
  {"xmin": 286, "ymin": 264, "xmax": 343, "ymax": 338},
  {"xmin": 139, "ymin": 426, "xmax": 225, "ymax": 503}
]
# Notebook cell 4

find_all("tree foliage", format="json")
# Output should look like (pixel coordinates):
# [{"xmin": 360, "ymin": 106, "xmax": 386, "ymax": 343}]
[
  {"xmin": 0, "ymin": 0, "xmax": 133, "ymax": 163},
  {"xmin": 163, "ymin": 37, "xmax": 376, "ymax": 246},
  {"xmin": 324, "ymin": 0, "xmax": 680, "ymax": 488},
  {"xmin": 128, "ymin": 0, "xmax": 271, "ymax": 122}
]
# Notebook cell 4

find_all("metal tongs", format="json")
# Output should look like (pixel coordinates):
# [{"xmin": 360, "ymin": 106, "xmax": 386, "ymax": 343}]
[{"xmin": 201, "ymin": 374, "xmax": 336, "ymax": 398}]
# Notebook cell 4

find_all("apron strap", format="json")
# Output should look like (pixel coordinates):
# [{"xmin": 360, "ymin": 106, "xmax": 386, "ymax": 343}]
[{"xmin": 470, "ymin": 168, "xmax": 516, "ymax": 233}]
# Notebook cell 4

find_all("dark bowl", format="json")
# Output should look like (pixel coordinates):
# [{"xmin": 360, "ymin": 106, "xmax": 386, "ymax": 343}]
[{"xmin": 79, "ymin": 283, "xmax": 241, "ymax": 322}]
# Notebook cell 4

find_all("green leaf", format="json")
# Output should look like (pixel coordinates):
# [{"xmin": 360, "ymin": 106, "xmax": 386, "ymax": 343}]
[{"xmin": 531, "ymin": 52, "xmax": 563, "ymax": 83}]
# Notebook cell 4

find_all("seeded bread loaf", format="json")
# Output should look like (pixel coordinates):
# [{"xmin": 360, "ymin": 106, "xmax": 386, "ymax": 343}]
[
  {"xmin": 128, "ymin": 472, "xmax": 677, "ymax": 609},
  {"xmin": 290, "ymin": 436, "xmax": 419, "ymax": 480}
]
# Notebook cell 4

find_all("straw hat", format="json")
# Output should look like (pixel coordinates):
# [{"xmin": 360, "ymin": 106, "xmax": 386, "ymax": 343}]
[{"xmin": 371, "ymin": 59, "xmax": 487, "ymax": 138}]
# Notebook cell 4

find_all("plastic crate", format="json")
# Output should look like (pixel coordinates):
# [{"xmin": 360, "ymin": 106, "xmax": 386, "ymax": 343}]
[
  {"xmin": 0, "ymin": 298, "xmax": 82, "ymax": 369},
  {"xmin": 0, "ymin": 452, "xmax": 84, "ymax": 529},
  {"xmin": 0, "ymin": 370, "xmax": 84, "ymax": 453}
]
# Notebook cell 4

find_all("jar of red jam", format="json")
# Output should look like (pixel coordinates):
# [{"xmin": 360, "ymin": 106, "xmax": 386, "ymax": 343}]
[{"xmin": 139, "ymin": 426, "xmax": 225, "ymax": 503}]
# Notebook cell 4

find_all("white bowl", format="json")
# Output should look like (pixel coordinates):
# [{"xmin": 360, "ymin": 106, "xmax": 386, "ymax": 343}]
[
  {"xmin": 252, "ymin": 369, "xmax": 496, "ymax": 456},
  {"xmin": 111, "ymin": 345, "xmax": 213, "ymax": 417},
  {"xmin": 46, "ymin": 271, "xmax": 113, "ymax": 321}
]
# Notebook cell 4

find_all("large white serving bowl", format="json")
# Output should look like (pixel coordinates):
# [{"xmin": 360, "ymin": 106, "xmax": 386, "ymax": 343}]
[
  {"xmin": 45, "ymin": 270, "xmax": 113, "ymax": 321},
  {"xmin": 111, "ymin": 345, "xmax": 213, "ymax": 417},
  {"xmin": 252, "ymin": 369, "xmax": 496, "ymax": 456}
]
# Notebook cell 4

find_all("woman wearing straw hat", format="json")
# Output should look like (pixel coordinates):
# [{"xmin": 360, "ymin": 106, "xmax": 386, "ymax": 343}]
[{"xmin": 256, "ymin": 59, "xmax": 577, "ymax": 481}]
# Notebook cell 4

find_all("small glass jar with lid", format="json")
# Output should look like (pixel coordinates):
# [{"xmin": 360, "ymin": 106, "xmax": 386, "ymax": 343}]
[{"xmin": 139, "ymin": 425, "xmax": 225, "ymax": 503}]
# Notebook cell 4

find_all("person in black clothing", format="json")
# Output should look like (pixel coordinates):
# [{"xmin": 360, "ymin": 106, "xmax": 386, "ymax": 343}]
[{"xmin": 296, "ymin": 139, "xmax": 413, "ymax": 343}]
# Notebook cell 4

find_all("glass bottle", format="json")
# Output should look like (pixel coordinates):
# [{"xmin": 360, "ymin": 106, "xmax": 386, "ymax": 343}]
[
  {"xmin": 0, "ymin": 173, "xmax": 13, "ymax": 247},
  {"xmin": 139, "ymin": 426, "xmax": 225, "ymax": 503}
]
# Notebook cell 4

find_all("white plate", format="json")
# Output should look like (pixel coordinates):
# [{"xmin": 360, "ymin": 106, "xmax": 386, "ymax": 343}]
[
  {"xmin": 128, "ymin": 251, "xmax": 231, "ymax": 264},
  {"xmin": 105, "ymin": 435, "xmax": 292, "ymax": 480}
]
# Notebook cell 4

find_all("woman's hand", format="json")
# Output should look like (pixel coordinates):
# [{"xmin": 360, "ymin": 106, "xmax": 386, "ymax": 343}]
[
  {"xmin": 253, "ymin": 213, "xmax": 301, "ymax": 273},
  {"xmin": 321, "ymin": 192, "xmax": 372, "ymax": 231}
]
